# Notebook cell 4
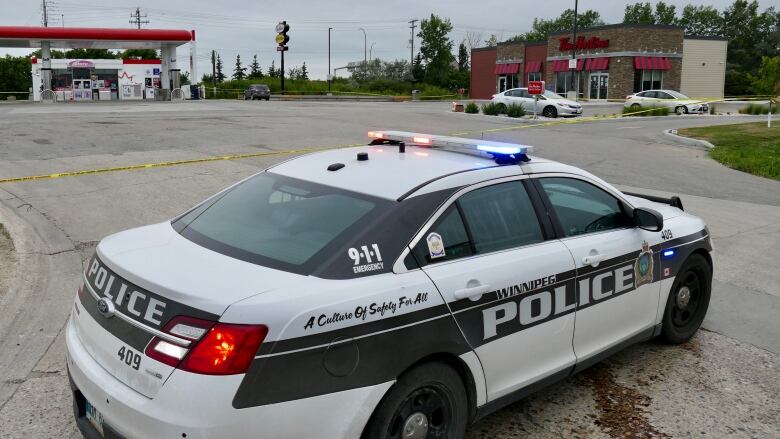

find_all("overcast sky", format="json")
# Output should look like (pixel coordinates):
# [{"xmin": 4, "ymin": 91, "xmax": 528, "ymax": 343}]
[{"xmin": 1, "ymin": 0, "xmax": 777, "ymax": 80}]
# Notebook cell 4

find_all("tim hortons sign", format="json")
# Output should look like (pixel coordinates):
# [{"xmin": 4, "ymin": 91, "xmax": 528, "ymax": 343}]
[{"xmin": 559, "ymin": 36, "xmax": 610, "ymax": 51}]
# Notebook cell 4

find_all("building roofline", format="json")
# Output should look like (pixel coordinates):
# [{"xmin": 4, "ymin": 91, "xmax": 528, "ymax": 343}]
[
  {"xmin": 548, "ymin": 23, "xmax": 682, "ymax": 36},
  {"xmin": 684, "ymin": 35, "xmax": 728, "ymax": 41},
  {"xmin": 471, "ymin": 46, "xmax": 497, "ymax": 53}
]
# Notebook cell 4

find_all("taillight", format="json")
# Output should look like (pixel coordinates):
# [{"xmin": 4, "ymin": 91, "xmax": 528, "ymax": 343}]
[
  {"xmin": 145, "ymin": 316, "xmax": 267, "ymax": 375},
  {"xmin": 179, "ymin": 324, "xmax": 267, "ymax": 375}
]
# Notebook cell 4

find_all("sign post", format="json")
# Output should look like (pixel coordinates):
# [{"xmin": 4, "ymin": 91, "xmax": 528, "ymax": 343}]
[{"xmin": 528, "ymin": 81, "xmax": 545, "ymax": 119}]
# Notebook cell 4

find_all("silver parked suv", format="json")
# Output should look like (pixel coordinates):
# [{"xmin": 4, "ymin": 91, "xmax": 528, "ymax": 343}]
[{"xmin": 244, "ymin": 84, "xmax": 271, "ymax": 101}]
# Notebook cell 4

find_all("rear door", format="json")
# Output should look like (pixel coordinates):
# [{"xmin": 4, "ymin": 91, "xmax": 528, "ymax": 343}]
[
  {"xmin": 412, "ymin": 177, "xmax": 577, "ymax": 401},
  {"xmin": 533, "ymin": 176, "xmax": 660, "ymax": 367}
]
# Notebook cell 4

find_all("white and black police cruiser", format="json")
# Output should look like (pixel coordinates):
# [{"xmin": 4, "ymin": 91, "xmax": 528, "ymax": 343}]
[{"xmin": 66, "ymin": 131, "xmax": 712, "ymax": 439}]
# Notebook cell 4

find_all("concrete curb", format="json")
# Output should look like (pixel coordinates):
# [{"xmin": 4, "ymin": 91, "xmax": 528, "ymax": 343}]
[
  {"xmin": 663, "ymin": 129, "xmax": 715, "ymax": 150},
  {"xmin": 0, "ymin": 189, "xmax": 83, "ymax": 409}
]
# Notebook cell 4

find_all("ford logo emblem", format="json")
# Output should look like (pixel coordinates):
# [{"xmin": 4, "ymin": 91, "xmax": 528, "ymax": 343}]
[{"xmin": 96, "ymin": 297, "xmax": 115, "ymax": 318}]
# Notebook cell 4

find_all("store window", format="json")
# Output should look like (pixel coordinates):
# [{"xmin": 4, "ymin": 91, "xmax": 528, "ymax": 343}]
[
  {"xmin": 633, "ymin": 70, "xmax": 663, "ymax": 92},
  {"xmin": 555, "ymin": 71, "xmax": 585, "ymax": 97},
  {"xmin": 497, "ymin": 74, "xmax": 518, "ymax": 92},
  {"xmin": 528, "ymin": 71, "xmax": 542, "ymax": 82}
]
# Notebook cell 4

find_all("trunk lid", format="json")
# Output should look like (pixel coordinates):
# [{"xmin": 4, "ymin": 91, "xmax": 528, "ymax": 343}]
[{"xmin": 72, "ymin": 221, "xmax": 304, "ymax": 397}]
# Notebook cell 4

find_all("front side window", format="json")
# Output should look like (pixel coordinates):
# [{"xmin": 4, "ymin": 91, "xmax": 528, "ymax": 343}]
[
  {"xmin": 539, "ymin": 178, "xmax": 630, "ymax": 237},
  {"xmin": 413, "ymin": 182, "xmax": 544, "ymax": 265}
]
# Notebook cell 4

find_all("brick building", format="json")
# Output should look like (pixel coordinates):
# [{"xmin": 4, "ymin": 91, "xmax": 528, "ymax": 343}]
[{"xmin": 470, "ymin": 23, "xmax": 727, "ymax": 100}]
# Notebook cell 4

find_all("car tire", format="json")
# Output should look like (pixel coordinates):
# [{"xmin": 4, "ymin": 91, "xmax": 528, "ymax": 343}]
[
  {"xmin": 660, "ymin": 253, "xmax": 712, "ymax": 344},
  {"xmin": 362, "ymin": 362, "xmax": 469, "ymax": 439},
  {"xmin": 630, "ymin": 103, "xmax": 641, "ymax": 110},
  {"xmin": 265, "ymin": 97, "xmax": 270, "ymax": 101},
  {"xmin": 542, "ymin": 106, "xmax": 557, "ymax": 118},
  {"xmin": 675, "ymin": 106, "xmax": 688, "ymax": 115}
]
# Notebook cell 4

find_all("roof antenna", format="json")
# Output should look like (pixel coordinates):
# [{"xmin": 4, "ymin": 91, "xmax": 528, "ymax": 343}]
[{"xmin": 399, "ymin": 142, "xmax": 406, "ymax": 153}]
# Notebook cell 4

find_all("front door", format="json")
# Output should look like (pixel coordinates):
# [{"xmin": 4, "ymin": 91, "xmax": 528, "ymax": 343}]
[
  {"xmin": 497, "ymin": 76, "xmax": 507, "ymax": 93},
  {"xmin": 412, "ymin": 179, "xmax": 577, "ymax": 402},
  {"xmin": 589, "ymin": 73, "xmax": 609, "ymax": 100},
  {"xmin": 534, "ymin": 176, "xmax": 660, "ymax": 366}
]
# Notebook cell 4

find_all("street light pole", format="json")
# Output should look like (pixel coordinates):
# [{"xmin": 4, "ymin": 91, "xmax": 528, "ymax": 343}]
[
  {"xmin": 369, "ymin": 42, "xmax": 375, "ymax": 62},
  {"xmin": 328, "ymin": 27, "xmax": 332, "ymax": 95},
  {"xmin": 571, "ymin": 0, "xmax": 579, "ymax": 100},
  {"xmin": 358, "ymin": 27, "xmax": 367, "ymax": 71}
]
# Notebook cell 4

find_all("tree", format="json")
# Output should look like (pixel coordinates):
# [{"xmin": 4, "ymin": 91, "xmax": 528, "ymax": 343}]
[
  {"xmin": 417, "ymin": 14, "xmax": 455, "ymax": 87},
  {"xmin": 120, "ymin": 49, "xmax": 158, "ymax": 60},
  {"xmin": 722, "ymin": 0, "xmax": 779, "ymax": 94},
  {"xmin": 63, "ymin": 48, "xmax": 117, "ymax": 59},
  {"xmin": 300, "ymin": 62, "xmax": 309, "ymax": 80},
  {"xmin": 464, "ymin": 31, "xmax": 484, "ymax": 51},
  {"xmin": 0, "ymin": 55, "xmax": 32, "ymax": 97},
  {"xmin": 248, "ymin": 54, "xmax": 262, "ymax": 79},
  {"xmin": 654, "ymin": 1, "xmax": 678, "ymax": 25},
  {"xmin": 412, "ymin": 53, "xmax": 424, "ymax": 82},
  {"xmin": 457, "ymin": 41, "xmax": 469, "ymax": 72},
  {"xmin": 749, "ymin": 55, "xmax": 780, "ymax": 95},
  {"xmin": 267, "ymin": 60, "xmax": 276, "ymax": 78},
  {"xmin": 215, "ymin": 54, "xmax": 225, "ymax": 82},
  {"xmin": 678, "ymin": 5, "xmax": 724, "ymax": 36},
  {"xmin": 179, "ymin": 71, "xmax": 190, "ymax": 85},
  {"xmin": 484, "ymin": 34, "xmax": 498, "ymax": 47},
  {"xmin": 233, "ymin": 54, "xmax": 246, "ymax": 81},
  {"xmin": 519, "ymin": 9, "xmax": 604, "ymax": 41},
  {"xmin": 624, "ymin": 2, "xmax": 654, "ymax": 24}
]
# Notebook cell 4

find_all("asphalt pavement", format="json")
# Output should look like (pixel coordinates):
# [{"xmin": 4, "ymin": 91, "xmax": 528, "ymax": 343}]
[{"xmin": 0, "ymin": 100, "xmax": 777, "ymax": 438}]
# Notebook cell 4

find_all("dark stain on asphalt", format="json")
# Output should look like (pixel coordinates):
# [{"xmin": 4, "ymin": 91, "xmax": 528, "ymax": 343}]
[
  {"xmin": 580, "ymin": 363, "xmax": 669, "ymax": 439},
  {"xmin": 32, "ymin": 138, "xmax": 52, "ymax": 145}
]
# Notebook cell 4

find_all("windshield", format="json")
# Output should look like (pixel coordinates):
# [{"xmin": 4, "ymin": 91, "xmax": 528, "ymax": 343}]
[
  {"xmin": 667, "ymin": 90, "xmax": 689, "ymax": 99},
  {"xmin": 173, "ymin": 173, "xmax": 382, "ymax": 268},
  {"xmin": 543, "ymin": 90, "xmax": 565, "ymax": 100}
]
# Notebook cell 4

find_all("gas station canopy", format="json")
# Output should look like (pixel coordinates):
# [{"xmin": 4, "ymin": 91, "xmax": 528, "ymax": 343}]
[{"xmin": 0, "ymin": 26, "xmax": 193, "ymax": 49}]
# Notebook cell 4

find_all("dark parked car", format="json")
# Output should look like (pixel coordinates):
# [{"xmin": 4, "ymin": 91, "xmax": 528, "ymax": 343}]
[{"xmin": 244, "ymin": 84, "xmax": 270, "ymax": 101}]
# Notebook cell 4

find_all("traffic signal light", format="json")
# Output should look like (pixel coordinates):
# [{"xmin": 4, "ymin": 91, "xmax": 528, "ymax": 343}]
[{"xmin": 275, "ymin": 21, "xmax": 289, "ymax": 50}]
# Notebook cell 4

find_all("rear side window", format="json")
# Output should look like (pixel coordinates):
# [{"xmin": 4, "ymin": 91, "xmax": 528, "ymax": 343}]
[
  {"xmin": 174, "ymin": 173, "xmax": 380, "ymax": 267},
  {"xmin": 413, "ymin": 181, "xmax": 544, "ymax": 265},
  {"xmin": 539, "ymin": 178, "xmax": 629, "ymax": 237}
]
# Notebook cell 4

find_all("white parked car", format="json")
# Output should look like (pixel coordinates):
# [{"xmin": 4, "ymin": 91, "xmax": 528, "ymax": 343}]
[
  {"xmin": 625, "ymin": 90, "xmax": 709, "ymax": 114},
  {"xmin": 67, "ymin": 131, "xmax": 712, "ymax": 439},
  {"xmin": 491, "ymin": 88, "xmax": 583, "ymax": 118}
]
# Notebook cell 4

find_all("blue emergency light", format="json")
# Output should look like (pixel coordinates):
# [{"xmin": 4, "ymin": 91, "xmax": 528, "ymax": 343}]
[{"xmin": 368, "ymin": 131, "xmax": 533, "ymax": 164}]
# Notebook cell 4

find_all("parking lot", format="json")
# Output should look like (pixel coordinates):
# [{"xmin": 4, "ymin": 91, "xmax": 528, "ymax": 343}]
[{"xmin": 0, "ymin": 100, "xmax": 778, "ymax": 438}]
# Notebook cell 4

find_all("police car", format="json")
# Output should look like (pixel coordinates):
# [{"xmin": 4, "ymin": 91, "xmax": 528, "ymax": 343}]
[{"xmin": 66, "ymin": 131, "xmax": 712, "ymax": 439}]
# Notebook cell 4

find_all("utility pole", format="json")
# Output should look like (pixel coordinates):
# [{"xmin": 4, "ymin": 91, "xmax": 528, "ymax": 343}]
[
  {"xmin": 211, "ymin": 50, "xmax": 216, "ymax": 97},
  {"xmin": 570, "ymin": 0, "xmax": 579, "ymax": 100},
  {"xmin": 41, "ymin": 0, "xmax": 49, "ymax": 27},
  {"xmin": 328, "ymin": 27, "xmax": 332, "ymax": 95},
  {"xmin": 61, "ymin": 14, "xmax": 64, "ymax": 27},
  {"xmin": 129, "ymin": 7, "xmax": 149, "ymax": 29},
  {"xmin": 408, "ymin": 19, "xmax": 418, "ymax": 66}
]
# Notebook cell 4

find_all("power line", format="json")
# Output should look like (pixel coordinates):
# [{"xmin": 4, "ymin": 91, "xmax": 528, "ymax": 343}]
[{"xmin": 129, "ymin": 7, "xmax": 149, "ymax": 29}]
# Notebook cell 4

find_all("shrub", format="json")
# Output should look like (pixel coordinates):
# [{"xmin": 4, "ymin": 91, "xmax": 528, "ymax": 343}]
[
  {"xmin": 481, "ymin": 102, "xmax": 501, "ymax": 115},
  {"xmin": 738, "ymin": 103, "xmax": 779, "ymax": 115},
  {"xmin": 494, "ymin": 102, "xmax": 507, "ymax": 114},
  {"xmin": 622, "ymin": 105, "xmax": 669, "ymax": 117},
  {"xmin": 505, "ymin": 103, "xmax": 526, "ymax": 118},
  {"xmin": 709, "ymin": 104, "xmax": 716, "ymax": 115},
  {"xmin": 465, "ymin": 102, "xmax": 479, "ymax": 114}
]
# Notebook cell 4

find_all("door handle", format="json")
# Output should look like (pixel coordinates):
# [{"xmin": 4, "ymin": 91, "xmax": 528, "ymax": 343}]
[
  {"xmin": 454, "ymin": 284, "xmax": 491, "ymax": 301},
  {"xmin": 582, "ymin": 253, "xmax": 607, "ymax": 267}
]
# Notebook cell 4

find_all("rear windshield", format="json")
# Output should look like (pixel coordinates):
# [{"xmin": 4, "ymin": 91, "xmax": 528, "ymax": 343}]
[
  {"xmin": 173, "ymin": 173, "xmax": 385, "ymax": 270},
  {"xmin": 252, "ymin": 85, "xmax": 269, "ymax": 90}
]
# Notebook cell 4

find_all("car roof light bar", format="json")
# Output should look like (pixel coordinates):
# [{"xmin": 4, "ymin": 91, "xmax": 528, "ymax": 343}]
[{"xmin": 367, "ymin": 130, "xmax": 533, "ymax": 164}]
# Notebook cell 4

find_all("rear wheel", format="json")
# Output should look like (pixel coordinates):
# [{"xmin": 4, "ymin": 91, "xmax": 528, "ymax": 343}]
[
  {"xmin": 363, "ymin": 362, "xmax": 468, "ymax": 439},
  {"xmin": 542, "ymin": 105, "xmax": 558, "ymax": 118},
  {"xmin": 661, "ymin": 253, "xmax": 712, "ymax": 344},
  {"xmin": 495, "ymin": 102, "xmax": 507, "ymax": 113},
  {"xmin": 675, "ymin": 105, "xmax": 688, "ymax": 115}
]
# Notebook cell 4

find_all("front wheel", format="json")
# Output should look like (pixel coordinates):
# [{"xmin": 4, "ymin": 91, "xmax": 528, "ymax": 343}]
[
  {"xmin": 542, "ymin": 105, "xmax": 558, "ymax": 118},
  {"xmin": 675, "ymin": 105, "xmax": 688, "ymax": 115},
  {"xmin": 661, "ymin": 253, "xmax": 712, "ymax": 344},
  {"xmin": 363, "ymin": 362, "xmax": 468, "ymax": 439},
  {"xmin": 630, "ymin": 103, "xmax": 641, "ymax": 110}
]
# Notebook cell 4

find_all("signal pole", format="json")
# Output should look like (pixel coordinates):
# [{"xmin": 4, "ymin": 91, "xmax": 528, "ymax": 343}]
[
  {"xmin": 130, "ymin": 7, "xmax": 149, "ymax": 29},
  {"xmin": 328, "ymin": 27, "xmax": 332, "ymax": 95},
  {"xmin": 408, "ymin": 19, "xmax": 418, "ymax": 66},
  {"xmin": 42, "ymin": 0, "xmax": 49, "ymax": 27}
]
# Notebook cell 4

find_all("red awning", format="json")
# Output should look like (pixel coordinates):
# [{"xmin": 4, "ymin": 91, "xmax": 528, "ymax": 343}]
[
  {"xmin": 494, "ymin": 63, "xmax": 520, "ymax": 75},
  {"xmin": 524, "ymin": 60, "xmax": 542, "ymax": 73},
  {"xmin": 634, "ymin": 56, "xmax": 670, "ymax": 70},
  {"xmin": 584, "ymin": 57, "xmax": 609, "ymax": 71}
]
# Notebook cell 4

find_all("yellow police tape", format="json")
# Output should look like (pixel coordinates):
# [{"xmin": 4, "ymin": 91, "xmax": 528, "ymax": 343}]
[{"xmin": 0, "ymin": 96, "xmax": 775, "ymax": 185}]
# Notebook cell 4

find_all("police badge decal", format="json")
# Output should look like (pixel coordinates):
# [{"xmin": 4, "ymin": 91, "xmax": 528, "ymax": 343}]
[{"xmin": 634, "ymin": 241, "xmax": 654, "ymax": 287}]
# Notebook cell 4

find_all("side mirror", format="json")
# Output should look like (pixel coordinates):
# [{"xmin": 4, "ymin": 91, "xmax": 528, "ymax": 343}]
[{"xmin": 634, "ymin": 207, "xmax": 664, "ymax": 232}]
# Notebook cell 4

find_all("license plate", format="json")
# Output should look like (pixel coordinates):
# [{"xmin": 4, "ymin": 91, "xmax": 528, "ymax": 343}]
[{"xmin": 85, "ymin": 400, "xmax": 105, "ymax": 437}]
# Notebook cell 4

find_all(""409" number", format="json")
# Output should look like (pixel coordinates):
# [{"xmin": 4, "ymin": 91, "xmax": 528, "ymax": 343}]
[{"xmin": 117, "ymin": 346, "xmax": 141, "ymax": 370}]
